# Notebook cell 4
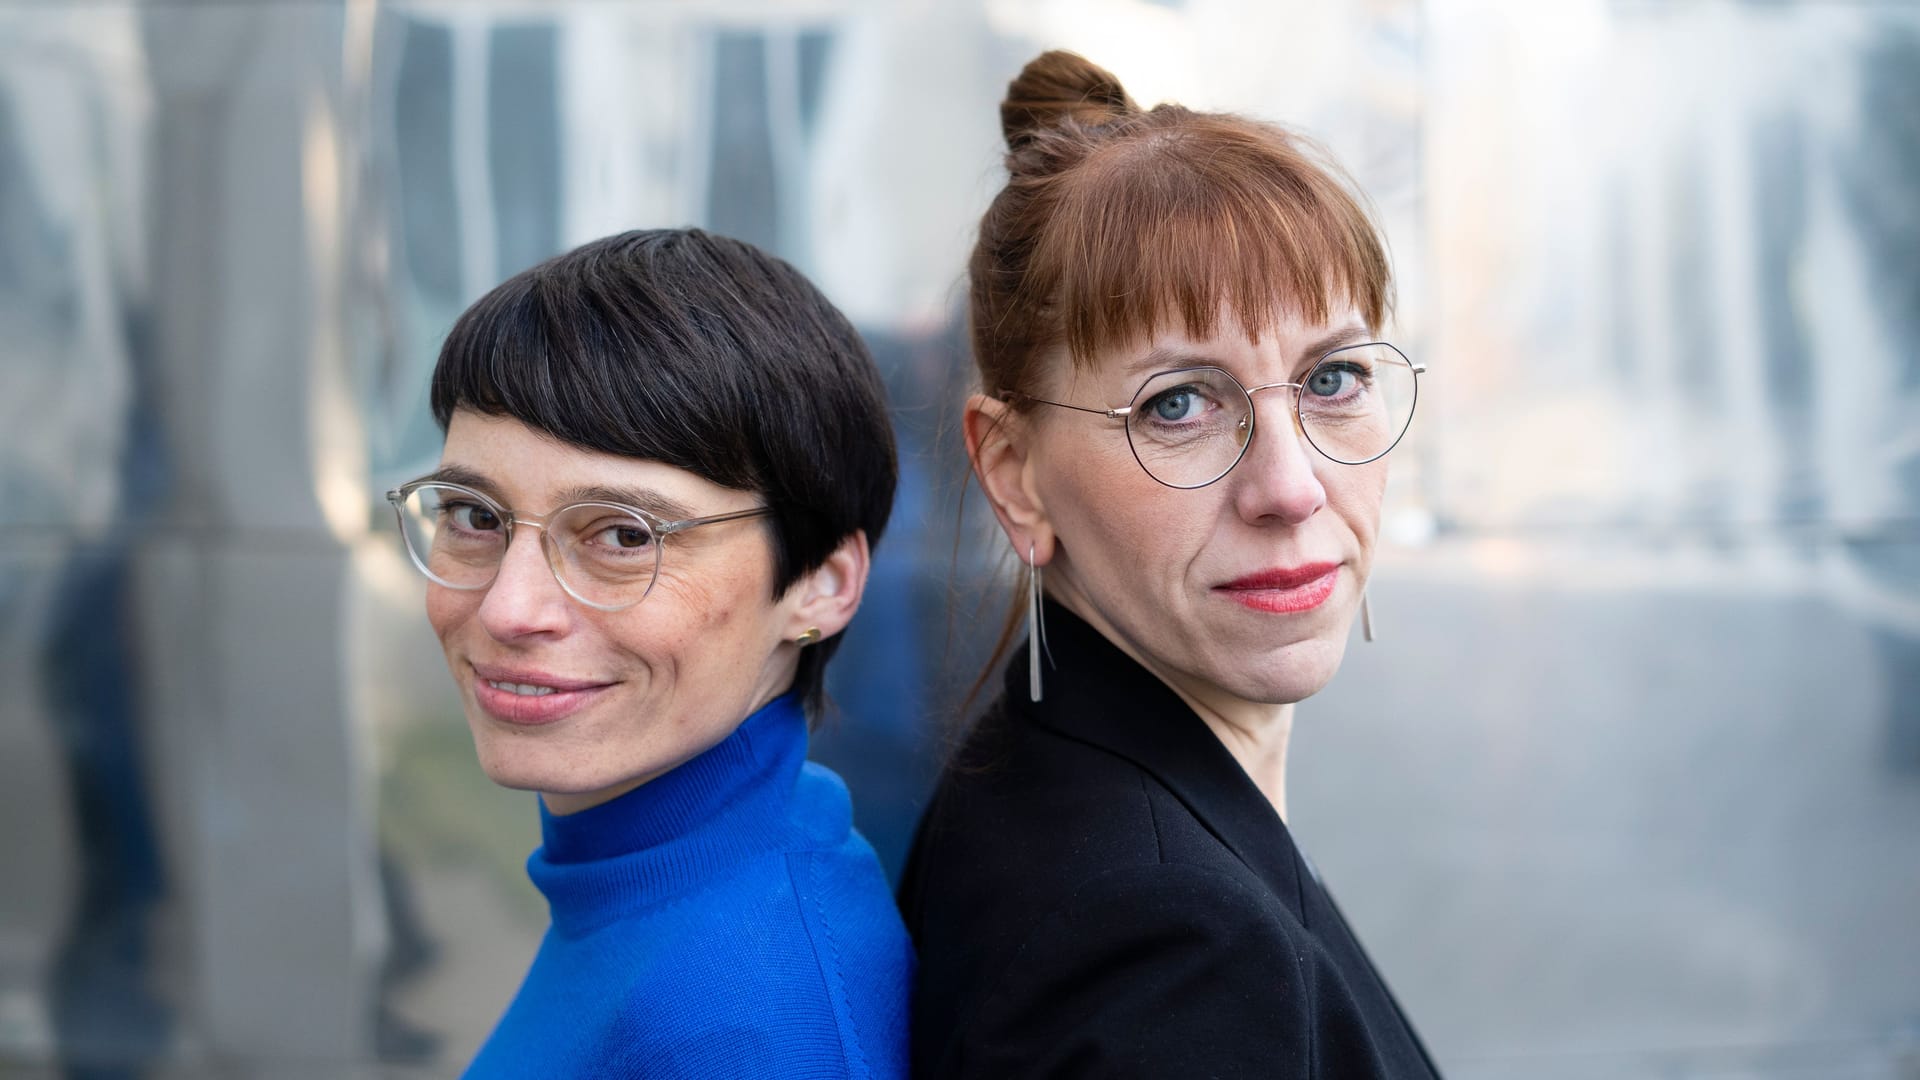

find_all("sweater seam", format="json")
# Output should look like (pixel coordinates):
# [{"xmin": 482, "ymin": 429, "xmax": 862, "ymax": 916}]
[{"xmin": 787, "ymin": 851, "xmax": 869, "ymax": 1079}]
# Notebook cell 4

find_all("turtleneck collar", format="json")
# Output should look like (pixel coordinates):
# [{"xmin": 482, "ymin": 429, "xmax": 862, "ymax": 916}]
[{"xmin": 527, "ymin": 693, "xmax": 811, "ymax": 933}]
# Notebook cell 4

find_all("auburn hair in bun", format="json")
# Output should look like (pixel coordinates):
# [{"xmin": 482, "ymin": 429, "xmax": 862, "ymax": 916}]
[
  {"xmin": 998, "ymin": 49, "xmax": 1138, "ymax": 151},
  {"xmin": 967, "ymin": 50, "xmax": 1393, "ymax": 402}
]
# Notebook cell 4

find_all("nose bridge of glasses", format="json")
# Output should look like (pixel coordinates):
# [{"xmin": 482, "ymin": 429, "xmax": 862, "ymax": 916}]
[
  {"xmin": 473, "ymin": 503, "xmax": 655, "ymax": 612},
  {"xmin": 1244, "ymin": 381, "xmax": 1308, "ymax": 438},
  {"xmin": 486, "ymin": 510, "xmax": 572, "ymax": 589},
  {"xmin": 1244, "ymin": 380, "xmax": 1303, "ymax": 399},
  {"xmin": 475, "ymin": 511, "xmax": 546, "ymax": 563}
]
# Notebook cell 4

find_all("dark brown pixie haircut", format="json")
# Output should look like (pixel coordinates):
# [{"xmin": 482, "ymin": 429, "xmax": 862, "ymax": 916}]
[
  {"xmin": 431, "ymin": 228, "xmax": 897, "ymax": 717},
  {"xmin": 964, "ymin": 50, "xmax": 1395, "ymax": 696}
]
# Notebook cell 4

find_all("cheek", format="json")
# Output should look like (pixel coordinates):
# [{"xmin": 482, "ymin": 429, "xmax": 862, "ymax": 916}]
[
  {"xmin": 424, "ymin": 586, "xmax": 476, "ymax": 645},
  {"xmin": 1046, "ymin": 443, "xmax": 1215, "ymax": 570},
  {"xmin": 1043, "ymin": 426, "xmax": 1144, "ymax": 525},
  {"xmin": 1323, "ymin": 462, "xmax": 1388, "ymax": 542},
  {"xmin": 627, "ymin": 563, "xmax": 766, "ymax": 658},
  {"xmin": 644, "ymin": 572, "xmax": 729, "ymax": 631}
]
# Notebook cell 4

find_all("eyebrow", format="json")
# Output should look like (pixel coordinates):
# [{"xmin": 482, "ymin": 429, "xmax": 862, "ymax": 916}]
[
  {"xmin": 1299, "ymin": 325, "xmax": 1375, "ymax": 362},
  {"xmin": 555, "ymin": 484, "xmax": 698, "ymax": 522},
  {"xmin": 418, "ymin": 466, "xmax": 699, "ymax": 521},
  {"xmin": 1117, "ymin": 345, "xmax": 1208, "ymax": 381},
  {"xmin": 419, "ymin": 464, "xmax": 499, "ymax": 492},
  {"xmin": 1116, "ymin": 325, "xmax": 1376, "ymax": 383}
]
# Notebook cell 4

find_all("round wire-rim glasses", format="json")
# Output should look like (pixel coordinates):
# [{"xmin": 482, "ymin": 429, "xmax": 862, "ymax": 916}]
[
  {"xmin": 1013, "ymin": 341, "xmax": 1425, "ymax": 489},
  {"xmin": 385, "ymin": 479, "xmax": 772, "ymax": 612}
]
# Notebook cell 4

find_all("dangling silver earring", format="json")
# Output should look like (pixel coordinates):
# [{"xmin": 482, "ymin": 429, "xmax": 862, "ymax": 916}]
[
  {"xmin": 1360, "ymin": 589, "xmax": 1376, "ymax": 644},
  {"xmin": 1028, "ymin": 541, "xmax": 1049, "ymax": 702}
]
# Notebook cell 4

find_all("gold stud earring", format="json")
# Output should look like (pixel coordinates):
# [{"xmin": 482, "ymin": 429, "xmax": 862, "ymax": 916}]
[{"xmin": 795, "ymin": 627, "xmax": 822, "ymax": 646}]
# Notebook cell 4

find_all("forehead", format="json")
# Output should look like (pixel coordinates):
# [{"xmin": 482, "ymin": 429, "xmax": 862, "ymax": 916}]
[
  {"xmin": 1068, "ymin": 304, "xmax": 1373, "ymax": 391},
  {"xmin": 434, "ymin": 410, "xmax": 724, "ymax": 517}
]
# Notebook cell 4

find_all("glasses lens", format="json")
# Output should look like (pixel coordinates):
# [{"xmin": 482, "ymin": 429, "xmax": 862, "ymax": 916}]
[
  {"xmin": 547, "ymin": 503, "xmax": 661, "ymax": 609},
  {"xmin": 397, "ymin": 484, "xmax": 507, "ymax": 589},
  {"xmin": 1297, "ymin": 343, "xmax": 1418, "ymax": 465},
  {"xmin": 1125, "ymin": 368, "xmax": 1254, "ymax": 488}
]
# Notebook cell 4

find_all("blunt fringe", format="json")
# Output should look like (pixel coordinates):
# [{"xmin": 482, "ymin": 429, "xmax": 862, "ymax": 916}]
[{"xmin": 430, "ymin": 228, "xmax": 897, "ymax": 717}]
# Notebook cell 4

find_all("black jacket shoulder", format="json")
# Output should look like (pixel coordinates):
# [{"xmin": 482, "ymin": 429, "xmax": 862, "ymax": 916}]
[
  {"xmin": 903, "ymin": 719, "xmax": 1317, "ymax": 1076},
  {"xmin": 898, "ymin": 603, "xmax": 1441, "ymax": 1079}
]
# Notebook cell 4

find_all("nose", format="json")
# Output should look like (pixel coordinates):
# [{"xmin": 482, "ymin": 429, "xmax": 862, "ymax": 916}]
[
  {"xmin": 1228, "ymin": 388, "xmax": 1327, "ymax": 526},
  {"xmin": 475, "ymin": 527, "xmax": 573, "ymax": 641}
]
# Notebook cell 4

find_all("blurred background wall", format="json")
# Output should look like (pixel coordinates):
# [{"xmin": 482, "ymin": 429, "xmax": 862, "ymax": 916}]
[{"xmin": 0, "ymin": 0, "xmax": 1915, "ymax": 1076}]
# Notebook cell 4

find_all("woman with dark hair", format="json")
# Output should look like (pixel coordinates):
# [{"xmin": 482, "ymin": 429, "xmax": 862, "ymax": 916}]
[
  {"xmin": 898, "ymin": 53, "xmax": 1441, "ymax": 1077},
  {"xmin": 387, "ymin": 228, "xmax": 909, "ymax": 1077}
]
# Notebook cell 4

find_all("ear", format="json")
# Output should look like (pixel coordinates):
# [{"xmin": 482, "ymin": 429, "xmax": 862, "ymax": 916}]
[
  {"xmin": 963, "ymin": 393, "xmax": 1055, "ymax": 565},
  {"xmin": 782, "ymin": 529, "xmax": 871, "ymax": 642}
]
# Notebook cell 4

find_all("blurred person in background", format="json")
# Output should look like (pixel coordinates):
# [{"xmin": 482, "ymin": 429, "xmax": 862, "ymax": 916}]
[
  {"xmin": 898, "ymin": 52, "xmax": 1439, "ymax": 1077},
  {"xmin": 386, "ymin": 228, "xmax": 910, "ymax": 1077}
]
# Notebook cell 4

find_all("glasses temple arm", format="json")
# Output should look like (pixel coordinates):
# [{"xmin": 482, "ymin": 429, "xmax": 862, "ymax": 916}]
[
  {"xmin": 1015, "ymin": 392, "xmax": 1132, "ymax": 420},
  {"xmin": 657, "ymin": 504, "xmax": 776, "ymax": 534}
]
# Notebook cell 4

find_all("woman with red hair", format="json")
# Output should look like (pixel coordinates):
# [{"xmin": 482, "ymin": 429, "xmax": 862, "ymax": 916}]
[{"xmin": 899, "ymin": 51, "xmax": 1439, "ymax": 1078}]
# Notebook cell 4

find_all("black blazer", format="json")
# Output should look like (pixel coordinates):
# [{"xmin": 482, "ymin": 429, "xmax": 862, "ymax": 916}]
[{"xmin": 898, "ymin": 601, "xmax": 1441, "ymax": 1078}]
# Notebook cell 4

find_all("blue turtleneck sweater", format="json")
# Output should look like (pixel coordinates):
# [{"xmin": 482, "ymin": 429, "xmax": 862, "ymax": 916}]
[{"xmin": 465, "ymin": 694, "xmax": 912, "ymax": 1078}]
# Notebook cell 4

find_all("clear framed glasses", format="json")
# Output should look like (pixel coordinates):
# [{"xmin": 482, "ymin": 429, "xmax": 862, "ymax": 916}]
[
  {"xmin": 385, "ymin": 480, "xmax": 772, "ymax": 611},
  {"xmin": 1016, "ymin": 342, "xmax": 1424, "ymax": 489}
]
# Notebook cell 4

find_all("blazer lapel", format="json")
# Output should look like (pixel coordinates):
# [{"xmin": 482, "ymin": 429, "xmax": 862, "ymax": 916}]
[{"xmin": 1008, "ymin": 600, "xmax": 1309, "ymax": 923}]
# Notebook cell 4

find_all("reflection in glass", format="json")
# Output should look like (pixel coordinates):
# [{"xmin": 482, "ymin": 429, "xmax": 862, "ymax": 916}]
[{"xmin": 1, "ymin": 1, "xmax": 1916, "ymax": 1075}]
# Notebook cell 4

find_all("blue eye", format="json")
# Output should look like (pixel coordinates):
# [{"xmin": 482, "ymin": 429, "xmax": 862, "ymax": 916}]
[
  {"xmin": 1306, "ymin": 362, "xmax": 1371, "ymax": 400},
  {"xmin": 1147, "ymin": 387, "xmax": 1206, "ymax": 422},
  {"xmin": 1308, "ymin": 368, "xmax": 1347, "ymax": 397}
]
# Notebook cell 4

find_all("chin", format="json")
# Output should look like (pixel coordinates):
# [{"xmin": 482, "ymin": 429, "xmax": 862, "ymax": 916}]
[
  {"xmin": 464, "ymin": 721, "xmax": 595, "ymax": 796},
  {"xmin": 1219, "ymin": 634, "xmax": 1351, "ymax": 705},
  {"xmin": 469, "ymin": 738, "xmax": 555, "ymax": 793}
]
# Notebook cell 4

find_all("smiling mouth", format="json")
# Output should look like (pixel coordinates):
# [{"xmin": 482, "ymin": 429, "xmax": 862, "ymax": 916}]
[
  {"xmin": 487, "ymin": 680, "xmax": 558, "ymax": 697},
  {"xmin": 469, "ymin": 665, "xmax": 613, "ymax": 725}
]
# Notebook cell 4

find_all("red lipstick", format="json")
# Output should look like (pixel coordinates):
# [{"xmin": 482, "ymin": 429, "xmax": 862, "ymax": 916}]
[
  {"xmin": 470, "ymin": 663, "xmax": 613, "ymax": 726},
  {"xmin": 1216, "ymin": 563, "xmax": 1340, "ymax": 613}
]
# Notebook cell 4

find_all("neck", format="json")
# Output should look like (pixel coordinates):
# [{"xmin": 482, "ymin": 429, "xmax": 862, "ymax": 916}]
[
  {"xmin": 543, "ymin": 776, "xmax": 652, "ymax": 818},
  {"xmin": 1049, "ymin": 583, "xmax": 1296, "ymax": 821},
  {"xmin": 540, "ymin": 661, "xmax": 802, "ymax": 817},
  {"xmin": 1187, "ymin": 696, "xmax": 1293, "ymax": 821},
  {"xmin": 532, "ymin": 692, "xmax": 808, "ymax": 866}
]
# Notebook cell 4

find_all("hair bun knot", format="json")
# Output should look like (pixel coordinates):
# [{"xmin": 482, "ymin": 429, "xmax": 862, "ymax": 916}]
[{"xmin": 999, "ymin": 49, "xmax": 1137, "ymax": 150}]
